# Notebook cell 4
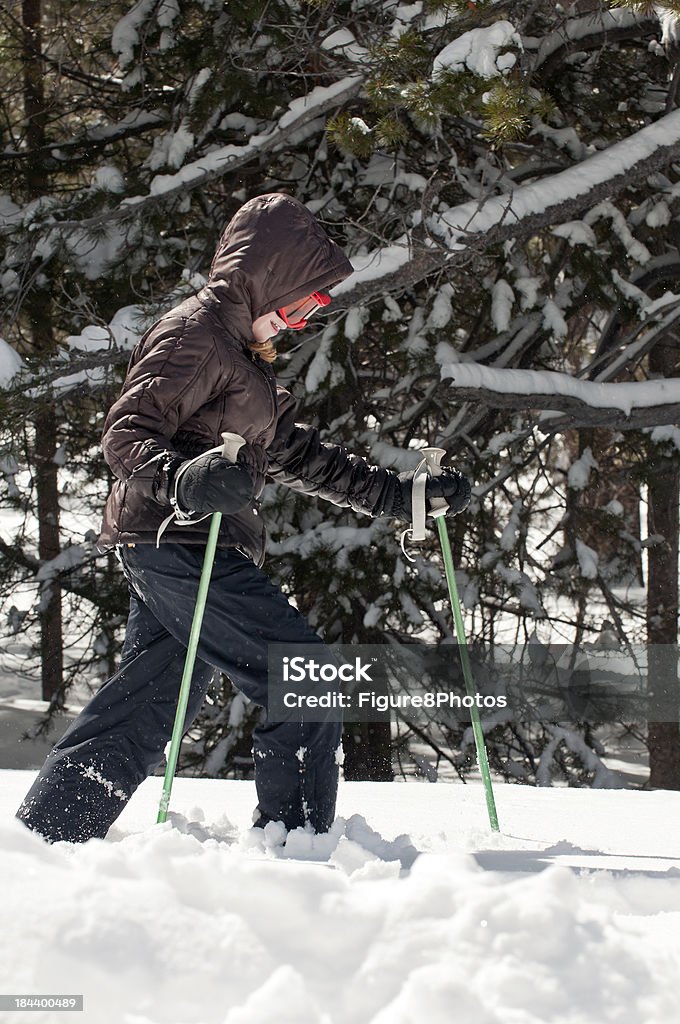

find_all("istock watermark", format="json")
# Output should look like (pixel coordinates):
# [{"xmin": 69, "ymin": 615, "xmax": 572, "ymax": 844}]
[
  {"xmin": 269, "ymin": 643, "xmax": 508, "ymax": 724},
  {"xmin": 282, "ymin": 655, "xmax": 374, "ymax": 684},
  {"xmin": 267, "ymin": 642, "xmax": 673, "ymax": 724}
]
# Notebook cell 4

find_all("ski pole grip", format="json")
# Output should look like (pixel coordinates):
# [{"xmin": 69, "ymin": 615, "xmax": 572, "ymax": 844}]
[
  {"xmin": 221, "ymin": 431, "xmax": 246, "ymax": 463},
  {"xmin": 421, "ymin": 447, "xmax": 446, "ymax": 477}
]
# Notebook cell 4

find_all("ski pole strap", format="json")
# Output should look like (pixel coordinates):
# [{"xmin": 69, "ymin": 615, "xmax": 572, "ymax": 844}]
[
  {"xmin": 421, "ymin": 448, "xmax": 450, "ymax": 519},
  {"xmin": 400, "ymin": 446, "xmax": 449, "ymax": 558},
  {"xmin": 409, "ymin": 458, "xmax": 430, "ymax": 543},
  {"xmin": 155, "ymin": 431, "xmax": 246, "ymax": 547}
]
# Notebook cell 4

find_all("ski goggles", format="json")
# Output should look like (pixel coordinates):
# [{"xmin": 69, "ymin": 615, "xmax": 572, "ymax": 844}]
[{"xmin": 277, "ymin": 291, "xmax": 331, "ymax": 330}]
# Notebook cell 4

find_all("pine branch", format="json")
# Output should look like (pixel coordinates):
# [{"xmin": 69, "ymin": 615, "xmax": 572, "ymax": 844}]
[
  {"xmin": 333, "ymin": 106, "xmax": 680, "ymax": 309},
  {"xmin": 31, "ymin": 76, "xmax": 363, "ymax": 236},
  {"xmin": 0, "ymin": 535, "xmax": 105, "ymax": 603},
  {"xmin": 0, "ymin": 111, "xmax": 171, "ymax": 163}
]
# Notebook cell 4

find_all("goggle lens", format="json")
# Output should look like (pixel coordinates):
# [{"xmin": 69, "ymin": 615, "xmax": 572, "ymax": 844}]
[{"xmin": 277, "ymin": 291, "xmax": 331, "ymax": 330}]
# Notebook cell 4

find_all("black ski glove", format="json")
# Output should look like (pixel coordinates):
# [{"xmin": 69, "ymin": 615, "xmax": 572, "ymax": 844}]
[
  {"xmin": 390, "ymin": 467, "xmax": 471, "ymax": 523},
  {"xmin": 232, "ymin": 441, "xmax": 266, "ymax": 493},
  {"xmin": 175, "ymin": 451, "xmax": 256, "ymax": 517}
]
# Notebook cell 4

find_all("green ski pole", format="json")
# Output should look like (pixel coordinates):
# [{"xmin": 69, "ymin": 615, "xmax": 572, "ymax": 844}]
[
  {"xmin": 157, "ymin": 431, "xmax": 246, "ymax": 825},
  {"xmin": 435, "ymin": 514, "xmax": 499, "ymax": 831},
  {"xmin": 403, "ymin": 447, "xmax": 500, "ymax": 832}
]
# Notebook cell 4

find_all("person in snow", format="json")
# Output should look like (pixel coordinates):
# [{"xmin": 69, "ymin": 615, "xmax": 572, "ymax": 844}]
[{"xmin": 17, "ymin": 193, "xmax": 471, "ymax": 843}]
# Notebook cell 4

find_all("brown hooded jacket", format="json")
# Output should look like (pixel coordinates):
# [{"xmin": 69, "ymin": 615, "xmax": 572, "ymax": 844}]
[{"xmin": 97, "ymin": 193, "xmax": 400, "ymax": 566}]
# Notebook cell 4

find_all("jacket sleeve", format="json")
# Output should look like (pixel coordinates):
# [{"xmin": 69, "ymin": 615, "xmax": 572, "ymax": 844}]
[
  {"xmin": 266, "ymin": 388, "xmax": 399, "ymax": 517},
  {"xmin": 101, "ymin": 316, "xmax": 229, "ymax": 502}
]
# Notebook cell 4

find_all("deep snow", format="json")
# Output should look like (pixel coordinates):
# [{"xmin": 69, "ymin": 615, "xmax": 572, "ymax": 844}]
[{"xmin": 2, "ymin": 771, "xmax": 680, "ymax": 1024}]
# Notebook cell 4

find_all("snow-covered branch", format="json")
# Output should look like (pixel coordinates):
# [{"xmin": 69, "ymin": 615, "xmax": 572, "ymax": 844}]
[
  {"xmin": 335, "ymin": 105, "xmax": 680, "ymax": 309},
  {"xmin": 532, "ymin": 8, "xmax": 655, "ymax": 74},
  {"xmin": 430, "ymin": 107, "xmax": 680, "ymax": 253},
  {"xmin": 441, "ymin": 362, "xmax": 680, "ymax": 430},
  {"xmin": 0, "ymin": 536, "xmax": 101, "ymax": 600},
  {"xmin": 50, "ymin": 76, "xmax": 363, "ymax": 232},
  {"xmin": 0, "ymin": 110, "xmax": 170, "ymax": 163}
]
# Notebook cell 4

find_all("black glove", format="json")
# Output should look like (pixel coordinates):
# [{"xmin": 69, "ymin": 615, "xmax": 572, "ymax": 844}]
[
  {"xmin": 390, "ymin": 467, "xmax": 471, "ymax": 523},
  {"xmin": 175, "ymin": 451, "xmax": 256, "ymax": 516},
  {"xmin": 232, "ymin": 441, "xmax": 266, "ymax": 492}
]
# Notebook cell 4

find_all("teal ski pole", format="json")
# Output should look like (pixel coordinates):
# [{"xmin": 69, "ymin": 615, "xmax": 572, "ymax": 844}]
[
  {"xmin": 403, "ymin": 447, "xmax": 500, "ymax": 832},
  {"xmin": 157, "ymin": 431, "xmax": 245, "ymax": 824}
]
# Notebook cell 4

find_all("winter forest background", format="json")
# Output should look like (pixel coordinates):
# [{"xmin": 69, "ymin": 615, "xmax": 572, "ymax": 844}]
[{"xmin": 1, "ymin": 0, "xmax": 679, "ymax": 792}]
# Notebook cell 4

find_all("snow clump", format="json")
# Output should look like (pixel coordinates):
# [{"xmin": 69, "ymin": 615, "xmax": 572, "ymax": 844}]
[{"xmin": 432, "ymin": 22, "xmax": 522, "ymax": 79}]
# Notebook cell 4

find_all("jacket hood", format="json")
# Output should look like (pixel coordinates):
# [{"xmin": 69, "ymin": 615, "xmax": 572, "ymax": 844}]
[{"xmin": 201, "ymin": 193, "xmax": 354, "ymax": 340}]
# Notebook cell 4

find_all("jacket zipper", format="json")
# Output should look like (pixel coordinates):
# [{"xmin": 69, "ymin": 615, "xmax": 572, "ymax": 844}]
[{"xmin": 254, "ymin": 357, "xmax": 278, "ymax": 441}]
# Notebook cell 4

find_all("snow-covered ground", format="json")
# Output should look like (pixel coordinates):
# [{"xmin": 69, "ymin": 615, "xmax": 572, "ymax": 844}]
[{"xmin": 2, "ymin": 771, "xmax": 679, "ymax": 1024}]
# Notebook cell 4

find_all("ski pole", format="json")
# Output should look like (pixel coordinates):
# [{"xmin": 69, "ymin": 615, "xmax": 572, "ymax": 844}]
[
  {"xmin": 403, "ymin": 448, "xmax": 500, "ymax": 832},
  {"xmin": 157, "ymin": 431, "xmax": 246, "ymax": 824}
]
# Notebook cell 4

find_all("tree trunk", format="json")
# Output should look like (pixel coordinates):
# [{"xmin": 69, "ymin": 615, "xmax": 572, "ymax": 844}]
[
  {"xmin": 22, "ymin": 0, "xmax": 64, "ymax": 701},
  {"xmin": 647, "ymin": 335, "xmax": 680, "ymax": 788},
  {"xmin": 342, "ymin": 722, "xmax": 394, "ymax": 781},
  {"xmin": 34, "ymin": 402, "xmax": 63, "ymax": 702}
]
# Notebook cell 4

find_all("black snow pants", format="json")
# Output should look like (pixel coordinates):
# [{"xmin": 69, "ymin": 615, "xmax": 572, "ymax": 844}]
[{"xmin": 16, "ymin": 543, "xmax": 342, "ymax": 842}]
